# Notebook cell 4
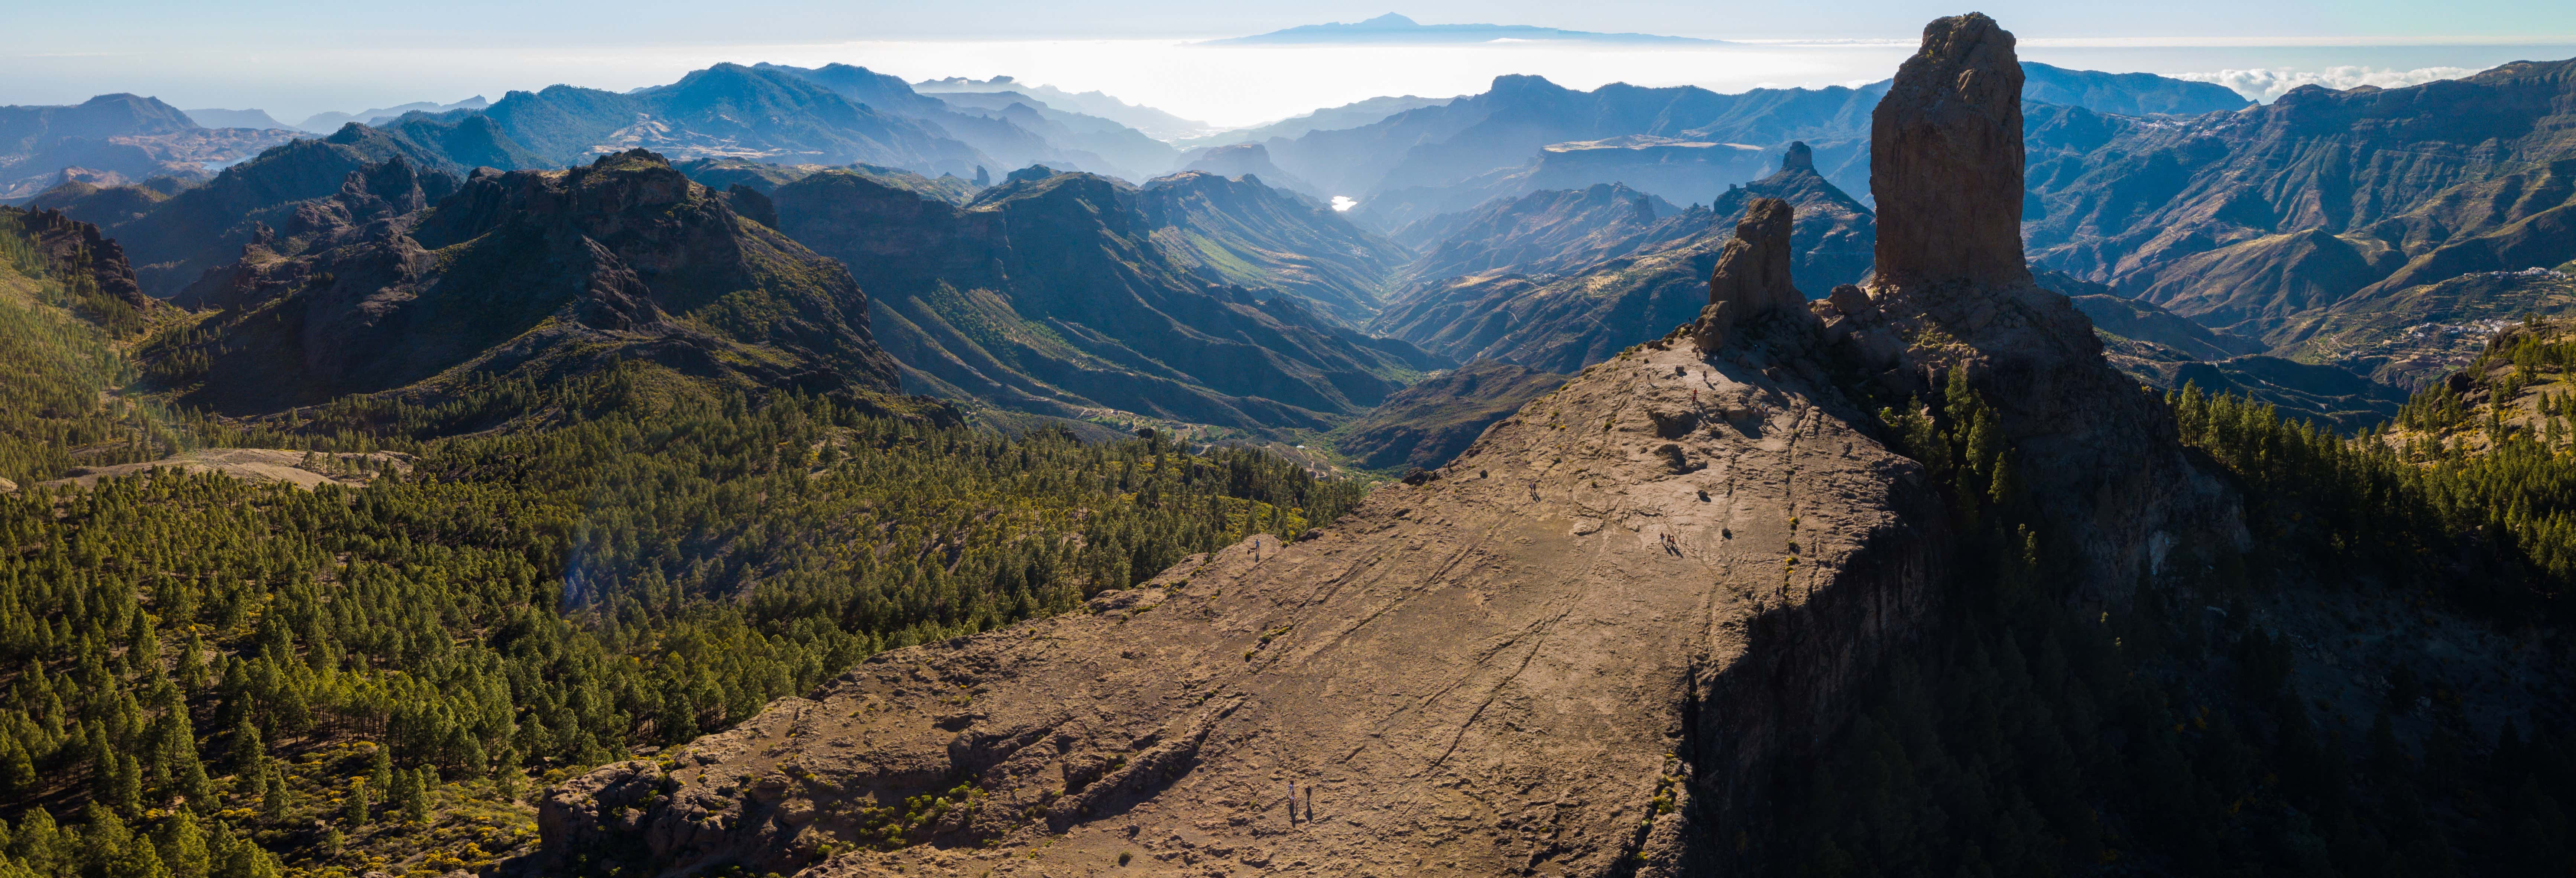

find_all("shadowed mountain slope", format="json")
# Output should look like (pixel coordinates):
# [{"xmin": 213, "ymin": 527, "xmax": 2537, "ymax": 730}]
[
  {"xmin": 1390, "ymin": 182, "xmax": 1688, "ymax": 285},
  {"xmin": 1711, "ymin": 142, "xmax": 1876, "ymax": 293},
  {"xmin": 79, "ymin": 127, "xmax": 469, "ymax": 296},
  {"xmin": 1176, "ymin": 143, "xmax": 1320, "ymax": 198},
  {"xmin": 1137, "ymin": 170, "xmax": 1410, "ymax": 325}
]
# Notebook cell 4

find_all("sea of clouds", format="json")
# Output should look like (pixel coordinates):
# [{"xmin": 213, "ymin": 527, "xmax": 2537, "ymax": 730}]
[{"xmin": 2174, "ymin": 66, "xmax": 2481, "ymax": 102}]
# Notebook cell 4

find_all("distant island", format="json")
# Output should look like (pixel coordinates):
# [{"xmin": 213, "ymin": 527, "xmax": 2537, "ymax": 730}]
[{"xmin": 1204, "ymin": 13, "xmax": 1727, "ymax": 46}]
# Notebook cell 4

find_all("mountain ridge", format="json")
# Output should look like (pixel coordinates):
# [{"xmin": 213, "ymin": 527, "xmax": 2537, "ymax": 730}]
[{"xmin": 770, "ymin": 166, "xmax": 1437, "ymax": 434}]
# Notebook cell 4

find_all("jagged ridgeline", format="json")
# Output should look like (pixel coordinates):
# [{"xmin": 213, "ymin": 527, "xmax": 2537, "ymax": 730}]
[{"xmin": 0, "ymin": 194, "xmax": 1372, "ymax": 874}]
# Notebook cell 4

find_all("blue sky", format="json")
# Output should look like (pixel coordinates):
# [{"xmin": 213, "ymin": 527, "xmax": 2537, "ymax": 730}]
[{"xmin": 9, "ymin": 1, "xmax": 2574, "ymax": 127}]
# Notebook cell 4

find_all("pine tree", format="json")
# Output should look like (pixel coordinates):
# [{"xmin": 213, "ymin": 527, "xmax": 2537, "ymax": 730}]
[
  {"xmin": 492, "ymin": 745, "xmax": 524, "ymax": 801},
  {"xmin": 227, "ymin": 721, "xmax": 262, "ymax": 777},
  {"xmin": 207, "ymin": 820, "xmax": 280, "ymax": 878},
  {"xmin": 116, "ymin": 839, "xmax": 173, "ymax": 878},
  {"xmin": 9, "ymin": 808, "xmax": 63, "ymax": 876},
  {"xmin": 77, "ymin": 802, "xmax": 134, "ymax": 877},
  {"xmin": 366, "ymin": 745, "xmax": 391, "ymax": 802},
  {"xmin": 389, "ymin": 765, "xmax": 425, "ymax": 823},
  {"xmin": 112, "ymin": 751, "xmax": 146, "ymax": 815},
  {"xmin": 0, "ymin": 735, "xmax": 31, "ymax": 797},
  {"xmin": 341, "ymin": 777, "xmax": 369, "ymax": 827},
  {"xmin": 155, "ymin": 810, "xmax": 211, "ymax": 878},
  {"xmin": 257, "ymin": 759, "xmax": 289, "ymax": 822}
]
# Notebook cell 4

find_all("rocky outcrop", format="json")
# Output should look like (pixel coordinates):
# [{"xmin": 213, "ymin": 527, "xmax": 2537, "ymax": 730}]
[
  {"xmin": 150, "ymin": 149, "xmax": 903, "ymax": 417},
  {"xmin": 1, "ymin": 206, "xmax": 155, "ymax": 319},
  {"xmin": 1692, "ymin": 197, "xmax": 1803, "ymax": 350},
  {"xmin": 1710, "ymin": 142, "xmax": 1878, "ymax": 295},
  {"xmin": 1834, "ymin": 13, "xmax": 2238, "ymax": 591},
  {"xmin": 1870, "ymin": 14, "xmax": 2030, "ymax": 290}
]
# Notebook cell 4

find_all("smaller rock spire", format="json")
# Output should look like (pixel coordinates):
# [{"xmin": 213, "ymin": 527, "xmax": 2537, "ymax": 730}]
[
  {"xmin": 1691, "ymin": 197, "xmax": 1802, "ymax": 351},
  {"xmin": 1782, "ymin": 141, "xmax": 1813, "ymax": 171}
]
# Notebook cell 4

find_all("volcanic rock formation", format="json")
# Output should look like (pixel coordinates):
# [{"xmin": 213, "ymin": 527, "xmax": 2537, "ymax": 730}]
[
  {"xmin": 1691, "ymin": 196, "xmax": 1802, "ymax": 351},
  {"xmin": 1, "ymin": 206, "xmax": 154, "ymax": 318},
  {"xmin": 525, "ymin": 14, "xmax": 2231, "ymax": 878},
  {"xmin": 1710, "ymin": 142, "xmax": 1877, "ymax": 295},
  {"xmin": 1869, "ymin": 14, "xmax": 2029, "ymax": 290},
  {"xmin": 1831, "ymin": 12, "xmax": 2234, "ymax": 589}
]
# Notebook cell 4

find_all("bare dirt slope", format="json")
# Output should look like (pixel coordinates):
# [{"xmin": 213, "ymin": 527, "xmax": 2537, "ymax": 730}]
[{"xmin": 30, "ymin": 448, "xmax": 413, "ymax": 491}]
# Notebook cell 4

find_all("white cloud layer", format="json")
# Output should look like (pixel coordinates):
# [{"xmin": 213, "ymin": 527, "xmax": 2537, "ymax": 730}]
[{"xmin": 2175, "ymin": 66, "xmax": 2479, "ymax": 102}]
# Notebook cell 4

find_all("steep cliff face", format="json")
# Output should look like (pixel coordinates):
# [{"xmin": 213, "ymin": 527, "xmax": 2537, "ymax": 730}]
[
  {"xmin": 3, "ymin": 207, "xmax": 153, "ymax": 314},
  {"xmin": 1692, "ymin": 198, "xmax": 1803, "ymax": 352},
  {"xmin": 1870, "ymin": 16, "xmax": 2029, "ymax": 290},
  {"xmin": 526, "ymin": 15, "xmax": 2233, "ymax": 878}
]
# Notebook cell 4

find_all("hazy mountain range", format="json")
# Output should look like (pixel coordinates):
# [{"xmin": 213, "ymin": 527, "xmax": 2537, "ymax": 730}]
[
  {"xmin": 1204, "ymin": 12, "xmax": 1726, "ymax": 45},
  {"xmin": 10, "ymin": 48, "xmax": 2565, "ymax": 443}
]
